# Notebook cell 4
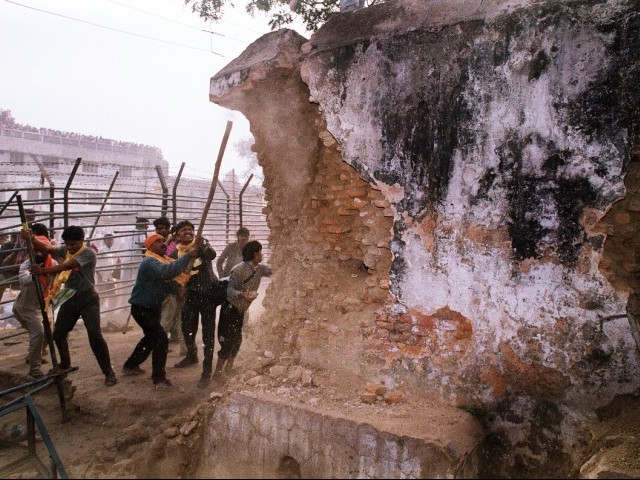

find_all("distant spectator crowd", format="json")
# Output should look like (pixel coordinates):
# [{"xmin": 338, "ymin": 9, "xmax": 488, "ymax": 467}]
[{"xmin": 1, "ymin": 108, "xmax": 161, "ymax": 157}]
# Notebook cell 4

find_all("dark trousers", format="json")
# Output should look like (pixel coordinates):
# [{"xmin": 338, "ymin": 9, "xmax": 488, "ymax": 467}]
[
  {"xmin": 123, "ymin": 304, "xmax": 168, "ymax": 384},
  {"xmin": 181, "ymin": 289, "xmax": 220, "ymax": 375},
  {"xmin": 217, "ymin": 301, "xmax": 245, "ymax": 360},
  {"xmin": 53, "ymin": 291, "xmax": 113, "ymax": 376}
]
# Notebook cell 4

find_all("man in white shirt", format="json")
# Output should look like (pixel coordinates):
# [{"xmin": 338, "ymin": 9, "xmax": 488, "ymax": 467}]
[
  {"xmin": 96, "ymin": 233, "xmax": 121, "ymax": 311},
  {"xmin": 208, "ymin": 240, "xmax": 271, "ymax": 387}
]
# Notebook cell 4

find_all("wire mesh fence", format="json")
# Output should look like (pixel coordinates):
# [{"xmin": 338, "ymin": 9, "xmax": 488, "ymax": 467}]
[{"xmin": 0, "ymin": 155, "xmax": 268, "ymax": 335}]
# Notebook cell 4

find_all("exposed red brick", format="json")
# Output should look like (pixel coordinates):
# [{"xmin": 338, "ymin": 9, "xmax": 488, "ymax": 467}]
[
  {"xmin": 344, "ymin": 186, "xmax": 368, "ymax": 198},
  {"xmin": 393, "ymin": 322, "xmax": 412, "ymax": 332},
  {"xmin": 337, "ymin": 207, "xmax": 358, "ymax": 216},
  {"xmin": 375, "ymin": 330, "xmax": 390, "ymax": 340},
  {"xmin": 353, "ymin": 197, "xmax": 368, "ymax": 208},
  {"xmin": 412, "ymin": 325, "xmax": 431, "ymax": 337},
  {"xmin": 324, "ymin": 225, "xmax": 351, "ymax": 234},
  {"xmin": 397, "ymin": 313, "xmax": 415, "ymax": 324},
  {"xmin": 416, "ymin": 314, "xmax": 436, "ymax": 328},
  {"xmin": 498, "ymin": 342, "xmax": 566, "ymax": 397},
  {"xmin": 375, "ymin": 321, "xmax": 394, "ymax": 330},
  {"xmin": 389, "ymin": 332, "xmax": 410, "ymax": 343},
  {"xmin": 372, "ymin": 199, "xmax": 390, "ymax": 208},
  {"xmin": 432, "ymin": 306, "xmax": 473, "ymax": 340}
]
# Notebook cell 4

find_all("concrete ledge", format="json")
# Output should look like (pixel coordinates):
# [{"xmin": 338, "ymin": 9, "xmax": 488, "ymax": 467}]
[{"xmin": 199, "ymin": 391, "xmax": 485, "ymax": 478}]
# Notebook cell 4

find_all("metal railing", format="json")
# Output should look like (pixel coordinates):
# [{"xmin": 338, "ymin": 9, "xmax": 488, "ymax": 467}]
[
  {"xmin": 0, "ymin": 154, "xmax": 269, "ymax": 327},
  {"xmin": 0, "ymin": 372, "xmax": 73, "ymax": 478}
]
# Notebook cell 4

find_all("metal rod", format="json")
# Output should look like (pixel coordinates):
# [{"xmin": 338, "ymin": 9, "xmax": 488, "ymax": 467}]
[
  {"xmin": 25, "ymin": 395, "xmax": 69, "ymax": 478},
  {"xmin": 30, "ymin": 154, "xmax": 56, "ymax": 238},
  {"xmin": 239, "ymin": 174, "xmax": 254, "ymax": 228},
  {"xmin": 217, "ymin": 181, "xmax": 231, "ymax": 244},
  {"xmin": 63, "ymin": 158, "xmax": 81, "ymax": 229},
  {"xmin": 172, "ymin": 162, "xmax": 185, "ymax": 226},
  {"xmin": 0, "ymin": 190, "xmax": 19, "ymax": 217},
  {"xmin": 156, "ymin": 165, "xmax": 169, "ymax": 218},
  {"xmin": 87, "ymin": 171, "xmax": 119, "ymax": 242}
]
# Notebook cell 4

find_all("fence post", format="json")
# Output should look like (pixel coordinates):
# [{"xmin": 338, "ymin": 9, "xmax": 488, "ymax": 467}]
[
  {"xmin": 155, "ymin": 165, "xmax": 169, "ymax": 218},
  {"xmin": 0, "ymin": 190, "xmax": 18, "ymax": 216},
  {"xmin": 238, "ymin": 174, "xmax": 253, "ymax": 228},
  {"xmin": 172, "ymin": 162, "xmax": 185, "ymax": 226},
  {"xmin": 30, "ymin": 154, "xmax": 56, "ymax": 238},
  {"xmin": 63, "ymin": 158, "xmax": 82, "ymax": 229},
  {"xmin": 87, "ymin": 171, "xmax": 119, "ymax": 242},
  {"xmin": 217, "ymin": 180, "xmax": 231, "ymax": 244}
]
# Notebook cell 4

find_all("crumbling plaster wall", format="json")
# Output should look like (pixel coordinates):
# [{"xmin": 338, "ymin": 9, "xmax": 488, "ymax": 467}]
[
  {"xmin": 210, "ymin": 0, "xmax": 640, "ymax": 475},
  {"xmin": 210, "ymin": 30, "xmax": 395, "ymax": 388}
]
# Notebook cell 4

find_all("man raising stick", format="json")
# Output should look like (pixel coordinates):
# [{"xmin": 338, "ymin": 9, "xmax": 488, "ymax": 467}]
[
  {"xmin": 28, "ymin": 226, "xmax": 118, "ymax": 387},
  {"xmin": 122, "ymin": 232, "xmax": 202, "ymax": 388}
]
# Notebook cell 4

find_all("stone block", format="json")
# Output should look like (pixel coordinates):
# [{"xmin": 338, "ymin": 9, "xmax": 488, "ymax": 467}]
[
  {"xmin": 360, "ymin": 392, "xmax": 377, "ymax": 404},
  {"xmin": 383, "ymin": 390, "xmax": 405, "ymax": 404},
  {"xmin": 365, "ymin": 383, "xmax": 387, "ymax": 396}
]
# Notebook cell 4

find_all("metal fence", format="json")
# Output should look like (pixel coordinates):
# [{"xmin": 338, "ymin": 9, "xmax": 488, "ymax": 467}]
[{"xmin": 0, "ymin": 156, "xmax": 268, "ymax": 329}]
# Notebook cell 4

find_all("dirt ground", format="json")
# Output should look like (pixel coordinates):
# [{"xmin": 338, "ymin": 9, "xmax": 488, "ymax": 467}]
[{"xmin": 1, "ymin": 282, "xmax": 640, "ymax": 479}]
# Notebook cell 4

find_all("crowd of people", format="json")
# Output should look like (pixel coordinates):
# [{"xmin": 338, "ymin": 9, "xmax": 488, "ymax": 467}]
[
  {"xmin": 1, "ymin": 108, "xmax": 162, "ymax": 158},
  {"xmin": 4, "ymin": 211, "xmax": 270, "ymax": 390}
]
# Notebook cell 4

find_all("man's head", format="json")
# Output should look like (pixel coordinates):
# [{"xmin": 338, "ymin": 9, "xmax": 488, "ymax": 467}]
[
  {"xmin": 61, "ymin": 226, "xmax": 85, "ymax": 254},
  {"xmin": 153, "ymin": 217, "xmax": 171, "ymax": 239},
  {"xmin": 25, "ymin": 208, "xmax": 37, "ymax": 223},
  {"xmin": 104, "ymin": 233, "xmax": 115, "ymax": 249},
  {"xmin": 242, "ymin": 240, "xmax": 262, "ymax": 264},
  {"xmin": 33, "ymin": 235, "xmax": 50, "ymax": 264},
  {"xmin": 174, "ymin": 220, "xmax": 195, "ymax": 245},
  {"xmin": 236, "ymin": 227, "xmax": 250, "ymax": 249},
  {"xmin": 135, "ymin": 217, "xmax": 149, "ymax": 231},
  {"xmin": 30, "ymin": 223, "xmax": 49, "ymax": 238},
  {"xmin": 144, "ymin": 233, "xmax": 165, "ymax": 255}
]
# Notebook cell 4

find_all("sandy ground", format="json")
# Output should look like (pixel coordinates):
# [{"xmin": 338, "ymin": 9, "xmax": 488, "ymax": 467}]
[{"xmin": 0, "ymin": 283, "xmax": 270, "ymax": 479}]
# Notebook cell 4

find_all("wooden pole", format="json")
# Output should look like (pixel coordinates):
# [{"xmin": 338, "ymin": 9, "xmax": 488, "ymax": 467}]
[{"xmin": 198, "ymin": 121, "xmax": 233, "ymax": 236}]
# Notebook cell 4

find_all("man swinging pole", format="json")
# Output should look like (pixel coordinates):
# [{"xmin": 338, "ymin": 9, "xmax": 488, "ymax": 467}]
[
  {"xmin": 17, "ymin": 195, "xmax": 71, "ymax": 421},
  {"xmin": 172, "ymin": 121, "xmax": 233, "ymax": 389}
]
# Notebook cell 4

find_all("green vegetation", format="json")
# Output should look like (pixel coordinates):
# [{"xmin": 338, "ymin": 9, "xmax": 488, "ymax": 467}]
[{"xmin": 184, "ymin": 0, "xmax": 385, "ymax": 32}]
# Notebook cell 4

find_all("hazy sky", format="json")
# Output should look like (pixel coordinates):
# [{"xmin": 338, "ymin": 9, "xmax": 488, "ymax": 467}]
[{"xmin": 0, "ymin": 0, "xmax": 307, "ymax": 181}]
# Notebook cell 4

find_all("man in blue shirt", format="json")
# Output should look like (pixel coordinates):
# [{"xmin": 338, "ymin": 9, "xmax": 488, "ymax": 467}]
[{"xmin": 122, "ymin": 233, "xmax": 201, "ymax": 388}]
